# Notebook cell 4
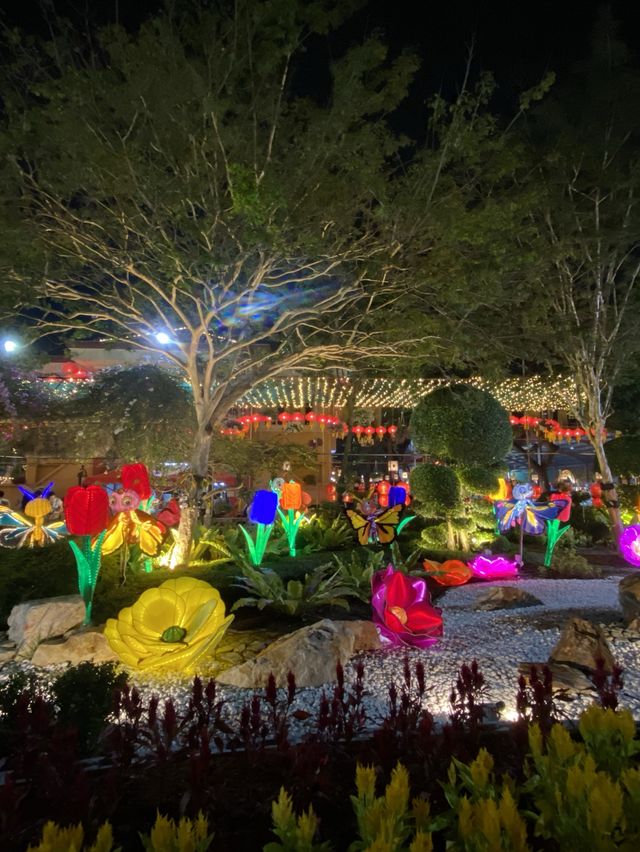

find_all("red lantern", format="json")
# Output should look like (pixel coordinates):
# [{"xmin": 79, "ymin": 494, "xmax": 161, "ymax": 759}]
[
  {"xmin": 376, "ymin": 425, "xmax": 386, "ymax": 438},
  {"xmin": 376, "ymin": 480, "xmax": 390, "ymax": 508},
  {"xmin": 388, "ymin": 424, "xmax": 398, "ymax": 437},
  {"xmin": 292, "ymin": 412, "xmax": 304, "ymax": 423},
  {"xmin": 64, "ymin": 486, "xmax": 110, "ymax": 536},
  {"xmin": 364, "ymin": 426, "xmax": 375, "ymax": 437},
  {"xmin": 305, "ymin": 411, "xmax": 316, "ymax": 423},
  {"xmin": 121, "ymin": 463, "xmax": 152, "ymax": 500},
  {"xmin": 251, "ymin": 414, "xmax": 261, "ymax": 423},
  {"xmin": 326, "ymin": 483, "xmax": 337, "ymax": 502},
  {"xmin": 352, "ymin": 425, "xmax": 363, "ymax": 436},
  {"xmin": 318, "ymin": 415, "xmax": 327, "ymax": 425},
  {"xmin": 278, "ymin": 411, "xmax": 290, "ymax": 423}
]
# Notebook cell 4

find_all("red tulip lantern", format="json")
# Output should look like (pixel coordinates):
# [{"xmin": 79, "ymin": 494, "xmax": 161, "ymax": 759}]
[
  {"xmin": 64, "ymin": 486, "xmax": 110, "ymax": 536},
  {"xmin": 121, "ymin": 463, "xmax": 152, "ymax": 500}
]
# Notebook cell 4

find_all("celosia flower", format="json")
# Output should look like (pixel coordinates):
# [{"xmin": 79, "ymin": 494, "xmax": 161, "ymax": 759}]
[
  {"xmin": 104, "ymin": 577, "xmax": 233, "ymax": 672},
  {"xmin": 469, "ymin": 554, "xmax": 518, "ymax": 580},
  {"xmin": 248, "ymin": 489, "xmax": 278, "ymax": 525},
  {"xmin": 619, "ymin": 525, "xmax": 640, "ymax": 567},
  {"xmin": 371, "ymin": 565, "xmax": 443, "ymax": 648},
  {"xmin": 64, "ymin": 485, "xmax": 110, "ymax": 536}
]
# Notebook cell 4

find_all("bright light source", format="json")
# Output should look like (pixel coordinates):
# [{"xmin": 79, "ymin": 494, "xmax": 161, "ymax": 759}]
[
  {"xmin": 2, "ymin": 339, "xmax": 17, "ymax": 353},
  {"xmin": 155, "ymin": 332, "xmax": 171, "ymax": 345}
]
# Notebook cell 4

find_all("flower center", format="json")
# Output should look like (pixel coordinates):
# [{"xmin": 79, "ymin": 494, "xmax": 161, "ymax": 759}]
[
  {"xmin": 388, "ymin": 605, "xmax": 408, "ymax": 625},
  {"xmin": 160, "ymin": 625, "xmax": 187, "ymax": 643}
]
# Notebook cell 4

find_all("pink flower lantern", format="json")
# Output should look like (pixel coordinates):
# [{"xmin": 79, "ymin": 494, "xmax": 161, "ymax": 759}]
[
  {"xmin": 371, "ymin": 565, "xmax": 443, "ymax": 649},
  {"xmin": 620, "ymin": 525, "xmax": 640, "ymax": 567},
  {"xmin": 469, "ymin": 554, "xmax": 518, "ymax": 580}
]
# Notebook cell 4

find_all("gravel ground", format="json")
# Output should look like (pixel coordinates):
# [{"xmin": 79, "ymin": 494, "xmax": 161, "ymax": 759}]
[{"xmin": 3, "ymin": 575, "xmax": 638, "ymax": 739}]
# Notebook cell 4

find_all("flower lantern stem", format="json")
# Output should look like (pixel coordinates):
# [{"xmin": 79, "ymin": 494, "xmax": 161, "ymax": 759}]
[
  {"xmin": 277, "ymin": 508, "xmax": 304, "ymax": 558},
  {"xmin": 68, "ymin": 530, "xmax": 107, "ymax": 625},
  {"xmin": 239, "ymin": 522, "xmax": 274, "ymax": 567},
  {"xmin": 543, "ymin": 519, "xmax": 570, "ymax": 568}
]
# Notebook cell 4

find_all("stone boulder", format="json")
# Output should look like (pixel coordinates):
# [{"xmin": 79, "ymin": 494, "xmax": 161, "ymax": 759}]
[
  {"xmin": 549, "ymin": 617, "xmax": 614, "ymax": 673},
  {"xmin": 518, "ymin": 661, "xmax": 594, "ymax": 694},
  {"xmin": 619, "ymin": 574, "xmax": 640, "ymax": 624},
  {"xmin": 8, "ymin": 595, "xmax": 85, "ymax": 659},
  {"xmin": 473, "ymin": 586, "xmax": 543, "ymax": 611},
  {"xmin": 217, "ymin": 619, "xmax": 380, "ymax": 688},
  {"xmin": 31, "ymin": 630, "xmax": 118, "ymax": 667}
]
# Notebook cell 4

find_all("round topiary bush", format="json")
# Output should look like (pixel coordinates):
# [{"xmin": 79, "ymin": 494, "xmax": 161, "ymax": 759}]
[
  {"xmin": 410, "ymin": 385, "xmax": 512, "ymax": 466},
  {"xmin": 458, "ymin": 465, "xmax": 501, "ymax": 494},
  {"xmin": 410, "ymin": 463, "xmax": 460, "ymax": 517}
]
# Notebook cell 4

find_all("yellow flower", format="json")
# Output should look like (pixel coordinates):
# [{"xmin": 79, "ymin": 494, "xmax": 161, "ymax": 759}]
[
  {"xmin": 28, "ymin": 822, "xmax": 84, "ymax": 852},
  {"xmin": 469, "ymin": 748, "xmax": 494, "ymax": 790},
  {"xmin": 384, "ymin": 763, "xmax": 410, "ymax": 817},
  {"xmin": 104, "ymin": 577, "xmax": 233, "ymax": 673},
  {"xmin": 409, "ymin": 831, "xmax": 433, "ymax": 852},
  {"xmin": 356, "ymin": 764, "xmax": 377, "ymax": 802}
]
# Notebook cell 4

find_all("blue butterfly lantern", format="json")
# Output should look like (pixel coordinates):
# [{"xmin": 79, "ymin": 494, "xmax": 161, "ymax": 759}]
[{"xmin": 495, "ymin": 483, "xmax": 569, "ymax": 564}]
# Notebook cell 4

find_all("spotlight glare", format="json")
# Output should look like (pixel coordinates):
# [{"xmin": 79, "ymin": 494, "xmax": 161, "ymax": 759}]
[
  {"xmin": 155, "ymin": 332, "xmax": 171, "ymax": 345},
  {"xmin": 3, "ymin": 339, "xmax": 17, "ymax": 353}
]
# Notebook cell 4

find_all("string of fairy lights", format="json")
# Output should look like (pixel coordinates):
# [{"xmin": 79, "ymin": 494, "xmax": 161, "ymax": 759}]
[{"xmin": 237, "ymin": 374, "xmax": 578, "ymax": 413}]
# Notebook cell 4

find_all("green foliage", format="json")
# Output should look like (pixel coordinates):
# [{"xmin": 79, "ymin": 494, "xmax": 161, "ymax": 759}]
[
  {"xmin": 410, "ymin": 464, "xmax": 461, "ymax": 518},
  {"xmin": 458, "ymin": 466, "xmax": 501, "ymax": 495},
  {"xmin": 0, "ymin": 541, "xmax": 77, "ymax": 627},
  {"xmin": 330, "ymin": 549, "xmax": 385, "ymax": 602},
  {"xmin": 295, "ymin": 515, "xmax": 355, "ymax": 551},
  {"xmin": 52, "ymin": 663, "xmax": 128, "ymax": 753},
  {"xmin": 548, "ymin": 549, "xmax": 601, "ymax": 578},
  {"xmin": 604, "ymin": 436, "xmax": 640, "ymax": 477},
  {"xmin": 173, "ymin": 525, "xmax": 233, "ymax": 570},
  {"xmin": 410, "ymin": 386, "xmax": 512, "ymax": 467},
  {"xmin": 231, "ymin": 562, "xmax": 356, "ymax": 617},
  {"xmin": 420, "ymin": 522, "xmax": 450, "ymax": 549},
  {"xmin": 571, "ymin": 505, "xmax": 611, "ymax": 546}
]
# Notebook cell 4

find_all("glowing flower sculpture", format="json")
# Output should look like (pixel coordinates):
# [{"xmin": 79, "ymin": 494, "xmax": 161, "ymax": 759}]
[
  {"xmin": 619, "ymin": 525, "xmax": 640, "ymax": 567},
  {"xmin": 65, "ymin": 485, "xmax": 110, "ymax": 623},
  {"xmin": 276, "ymin": 479, "xmax": 305, "ymax": 557},
  {"xmin": 104, "ymin": 577, "xmax": 233, "ymax": 673},
  {"xmin": 371, "ymin": 565, "xmax": 443, "ymax": 648},
  {"xmin": 240, "ymin": 489, "xmax": 278, "ymax": 567},
  {"xmin": 469, "ymin": 554, "xmax": 518, "ymax": 580},
  {"xmin": 423, "ymin": 558, "xmax": 472, "ymax": 587},
  {"xmin": 0, "ymin": 483, "xmax": 67, "ymax": 548}
]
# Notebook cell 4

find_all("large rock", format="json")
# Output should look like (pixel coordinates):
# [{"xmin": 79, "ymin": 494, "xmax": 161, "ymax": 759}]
[
  {"xmin": 549, "ymin": 617, "xmax": 615, "ymax": 673},
  {"xmin": 474, "ymin": 586, "xmax": 543, "ymax": 611},
  {"xmin": 8, "ymin": 595, "xmax": 85, "ymax": 659},
  {"xmin": 31, "ymin": 630, "xmax": 118, "ymax": 667},
  {"xmin": 217, "ymin": 619, "xmax": 380, "ymax": 688},
  {"xmin": 518, "ymin": 661, "xmax": 594, "ymax": 694},
  {"xmin": 619, "ymin": 574, "xmax": 640, "ymax": 624}
]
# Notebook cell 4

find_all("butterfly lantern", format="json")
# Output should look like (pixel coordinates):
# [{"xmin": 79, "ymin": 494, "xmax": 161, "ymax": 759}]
[
  {"xmin": 495, "ymin": 483, "xmax": 568, "ymax": 563},
  {"xmin": 0, "ymin": 483, "xmax": 67, "ymax": 548},
  {"xmin": 345, "ymin": 495, "xmax": 414, "ymax": 547},
  {"xmin": 99, "ymin": 464, "xmax": 166, "ymax": 560}
]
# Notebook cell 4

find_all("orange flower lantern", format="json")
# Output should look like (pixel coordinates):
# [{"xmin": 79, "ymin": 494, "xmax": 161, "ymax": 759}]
[
  {"xmin": 326, "ymin": 483, "xmax": 337, "ymax": 502},
  {"xmin": 423, "ymin": 558, "xmax": 472, "ymax": 587},
  {"xmin": 280, "ymin": 481, "xmax": 302, "ymax": 511},
  {"xmin": 376, "ymin": 480, "xmax": 390, "ymax": 508}
]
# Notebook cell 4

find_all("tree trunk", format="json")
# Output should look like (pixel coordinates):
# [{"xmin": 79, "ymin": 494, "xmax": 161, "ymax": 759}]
[
  {"xmin": 338, "ymin": 385, "xmax": 358, "ymax": 493},
  {"xmin": 172, "ymin": 425, "xmax": 213, "ymax": 568},
  {"xmin": 591, "ymin": 433, "xmax": 624, "ymax": 549}
]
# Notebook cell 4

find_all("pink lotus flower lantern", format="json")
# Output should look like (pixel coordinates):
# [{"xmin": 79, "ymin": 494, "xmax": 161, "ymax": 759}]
[
  {"xmin": 619, "ymin": 525, "xmax": 640, "ymax": 567},
  {"xmin": 371, "ymin": 565, "xmax": 443, "ymax": 648},
  {"xmin": 469, "ymin": 554, "xmax": 519, "ymax": 580}
]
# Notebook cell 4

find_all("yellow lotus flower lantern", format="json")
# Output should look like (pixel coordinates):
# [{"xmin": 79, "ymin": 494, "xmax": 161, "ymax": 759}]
[{"xmin": 104, "ymin": 577, "xmax": 233, "ymax": 673}]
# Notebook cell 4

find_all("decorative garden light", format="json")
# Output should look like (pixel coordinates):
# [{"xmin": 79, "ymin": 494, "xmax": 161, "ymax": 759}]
[
  {"xmin": 469, "ymin": 554, "xmax": 519, "ymax": 580},
  {"xmin": 423, "ymin": 558, "xmax": 472, "ymax": 586},
  {"xmin": 104, "ymin": 577, "xmax": 233, "ymax": 673},
  {"xmin": 277, "ymin": 480, "xmax": 304, "ymax": 557},
  {"xmin": 388, "ymin": 424, "xmax": 398, "ymax": 437},
  {"xmin": 388, "ymin": 485, "xmax": 407, "ymax": 507},
  {"xmin": 64, "ymin": 485, "xmax": 110, "ymax": 623},
  {"xmin": 495, "ymin": 483, "xmax": 564, "ymax": 564},
  {"xmin": 543, "ymin": 487, "xmax": 573, "ymax": 568},
  {"xmin": 376, "ymin": 425, "xmax": 387, "ymax": 438},
  {"xmin": 240, "ymin": 489, "xmax": 278, "ymax": 566},
  {"xmin": 0, "ymin": 483, "xmax": 67, "ymax": 547},
  {"xmin": 371, "ymin": 565, "xmax": 443, "ymax": 648},
  {"xmin": 619, "ymin": 525, "xmax": 640, "ymax": 567}
]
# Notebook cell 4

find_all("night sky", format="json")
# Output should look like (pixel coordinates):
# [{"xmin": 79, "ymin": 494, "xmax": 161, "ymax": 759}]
[{"xmin": 2, "ymin": 0, "xmax": 639, "ymax": 120}]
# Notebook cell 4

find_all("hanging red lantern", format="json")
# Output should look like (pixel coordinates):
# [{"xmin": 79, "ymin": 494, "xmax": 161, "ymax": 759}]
[
  {"xmin": 364, "ymin": 426, "xmax": 375, "ymax": 437},
  {"xmin": 376, "ymin": 480, "xmax": 390, "ymax": 508},
  {"xmin": 278, "ymin": 411, "xmax": 290, "ymax": 423},
  {"xmin": 388, "ymin": 424, "xmax": 398, "ymax": 437},
  {"xmin": 352, "ymin": 425, "xmax": 363, "ymax": 436},
  {"xmin": 292, "ymin": 412, "xmax": 304, "ymax": 423},
  {"xmin": 326, "ymin": 483, "xmax": 337, "ymax": 502},
  {"xmin": 376, "ymin": 425, "xmax": 387, "ymax": 438},
  {"xmin": 305, "ymin": 411, "xmax": 316, "ymax": 423},
  {"xmin": 318, "ymin": 415, "xmax": 327, "ymax": 426}
]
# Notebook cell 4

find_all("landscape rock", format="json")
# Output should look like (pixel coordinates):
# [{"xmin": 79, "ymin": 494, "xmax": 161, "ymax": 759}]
[
  {"xmin": 217, "ymin": 619, "xmax": 380, "ymax": 688},
  {"xmin": 0, "ymin": 641, "xmax": 16, "ymax": 664},
  {"xmin": 549, "ymin": 617, "xmax": 614, "ymax": 673},
  {"xmin": 8, "ymin": 595, "xmax": 86, "ymax": 659},
  {"xmin": 518, "ymin": 661, "xmax": 594, "ymax": 694},
  {"xmin": 31, "ymin": 630, "xmax": 118, "ymax": 667},
  {"xmin": 473, "ymin": 586, "xmax": 543, "ymax": 611},
  {"xmin": 625, "ymin": 616, "xmax": 640, "ymax": 636},
  {"xmin": 619, "ymin": 574, "xmax": 640, "ymax": 624}
]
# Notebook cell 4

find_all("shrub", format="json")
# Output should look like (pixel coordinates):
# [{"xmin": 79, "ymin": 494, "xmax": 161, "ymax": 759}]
[
  {"xmin": 410, "ymin": 385, "xmax": 512, "ymax": 466},
  {"xmin": 548, "ymin": 549, "xmax": 601, "ymax": 578},
  {"xmin": 410, "ymin": 464, "xmax": 460, "ymax": 517},
  {"xmin": 458, "ymin": 465, "xmax": 501, "ymax": 494},
  {"xmin": 604, "ymin": 435, "xmax": 640, "ymax": 477},
  {"xmin": 0, "ymin": 541, "xmax": 77, "ymax": 626}
]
